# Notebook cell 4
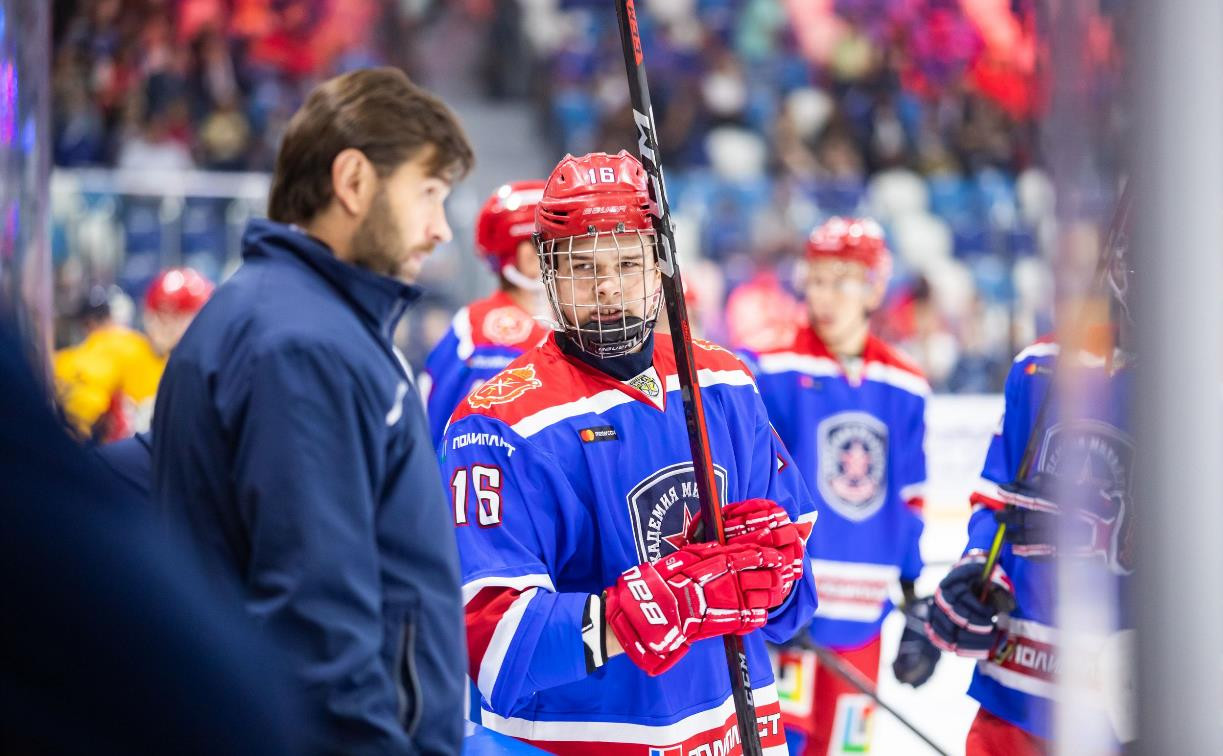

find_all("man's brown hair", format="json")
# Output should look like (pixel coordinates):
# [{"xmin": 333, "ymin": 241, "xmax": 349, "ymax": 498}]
[{"xmin": 268, "ymin": 67, "xmax": 474, "ymax": 225}]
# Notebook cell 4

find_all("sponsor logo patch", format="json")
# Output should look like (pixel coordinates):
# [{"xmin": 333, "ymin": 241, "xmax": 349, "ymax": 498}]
[
  {"xmin": 817, "ymin": 411, "xmax": 889, "ymax": 522},
  {"xmin": 626, "ymin": 462, "xmax": 728, "ymax": 563},
  {"xmin": 578, "ymin": 425, "xmax": 619, "ymax": 443},
  {"xmin": 467, "ymin": 365, "xmax": 542, "ymax": 409}
]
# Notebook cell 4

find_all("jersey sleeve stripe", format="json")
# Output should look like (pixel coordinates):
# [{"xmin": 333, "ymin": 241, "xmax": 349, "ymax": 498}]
[
  {"xmin": 899, "ymin": 482, "xmax": 927, "ymax": 504},
  {"xmin": 970, "ymin": 477, "xmax": 1006, "ymax": 509},
  {"xmin": 476, "ymin": 586, "xmax": 540, "ymax": 702},
  {"xmin": 453, "ymin": 306, "xmax": 475, "ymax": 360},
  {"xmin": 462, "ymin": 572, "xmax": 556, "ymax": 606},
  {"xmin": 465, "ymin": 587, "xmax": 524, "ymax": 683}
]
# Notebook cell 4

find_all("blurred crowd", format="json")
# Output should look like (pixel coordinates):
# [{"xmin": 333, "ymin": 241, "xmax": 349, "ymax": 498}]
[
  {"xmin": 51, "ymin": 0, "xmax": 431, "ymax": 171},
  {"xmin": 49, "ymin": 0, "xmax": 1128, "ymax": 393},
  {"xmin": 503, "ymin": 0, "xmax": 1125, "ymax": 391}
]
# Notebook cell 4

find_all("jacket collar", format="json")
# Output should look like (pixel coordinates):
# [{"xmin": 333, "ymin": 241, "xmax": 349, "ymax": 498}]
[{"xmin": 242, "ymin": 219, "xmax": 421, "ymax": 339}]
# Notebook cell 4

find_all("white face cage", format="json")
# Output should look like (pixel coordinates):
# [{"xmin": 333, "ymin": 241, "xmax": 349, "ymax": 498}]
[{"xmin": 536, "ymin": 227, "xmax": 664, "ymax": 359}]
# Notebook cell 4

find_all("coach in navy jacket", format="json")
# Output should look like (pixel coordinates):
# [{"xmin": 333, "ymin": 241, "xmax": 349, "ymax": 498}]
[{"xmin": 152, "ymin": 68, "xmax": 474, "ymax": 755}]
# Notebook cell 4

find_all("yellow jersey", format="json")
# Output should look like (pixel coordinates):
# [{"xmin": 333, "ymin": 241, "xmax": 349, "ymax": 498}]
[{"xmin": 53, "ymin": 325, "xmax": 166, "ymax": 439}]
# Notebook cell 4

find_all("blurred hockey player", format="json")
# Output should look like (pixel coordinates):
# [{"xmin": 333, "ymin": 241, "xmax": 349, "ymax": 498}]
[
  {"xmin": 926, "ymin": 208, "xmax": 1136, "ymax": 754},
  {"xmin": 748, "ymin": 217, "xmax": 937, "ymax": 756},
  {"xmin": 421, "ymin": 180, "xmax": 550, "ymax": 446},
  {"xmin": 54, "ymin": 268, "xmax": 213, "ymax": 440},
  {"xmin": 440, "ymin": 150, "xmax": 818, "ymax": 754}
]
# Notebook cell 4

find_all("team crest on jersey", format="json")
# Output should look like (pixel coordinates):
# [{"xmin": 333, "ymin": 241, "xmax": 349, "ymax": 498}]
[
  {"xmin": 1037, "ymin": 420, "xmax": 1133, "ymax": 495},
  {"xmin": 628, "ymin": 371, "xmax": 660, "ymax": 397},
  {"xmin": 1037, "ymin": 419, "xmax": 1135, "ymax": 572},
  {"xmin": 467, "ymin": 365, "xmax": 542, "ymax": 409},
  {"xmin": 817, "ymin": 411, "xmax": 889, "ymax": 522},
  {"xmin": 482, "ymin": 306, "xmax": 535, "ymax": 346},
  {"xmin": 626, "ymin": 462, "xmax": 728, "ymax": 563}
]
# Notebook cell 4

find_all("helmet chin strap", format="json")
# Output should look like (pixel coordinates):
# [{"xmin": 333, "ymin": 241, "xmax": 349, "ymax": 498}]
[
  {"xmin": 501, "ymin": 263, "xmax": 545, "ymax": 293},
  {"xmin": 573, "ymin": 315, "xmax": 656, "ymax": 359}
]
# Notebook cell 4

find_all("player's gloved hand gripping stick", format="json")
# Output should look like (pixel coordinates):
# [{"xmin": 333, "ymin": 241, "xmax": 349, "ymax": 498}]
[{"xmin": 612, "ymin": 2, "xmax": 768, "ymax": 752}]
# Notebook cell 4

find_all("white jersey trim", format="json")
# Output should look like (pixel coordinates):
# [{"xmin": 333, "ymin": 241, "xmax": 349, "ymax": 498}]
[
  {"xmin": 1007, "ymin": 616, "xmax": 1058, "ymax": 644},
  {"xmin": 810, "ymin": 559, "xmax": 900, "ymax": 622},
  {"xmin": 479, "ymin": 684, "xmax": 781, "ymax": 745},
  {"xmin": 755, "ymin": 352, "xmax": 841, "ymax": 378},
  {"xmin": 462, "ymin": 573, "xmax": 556, "ymax": 606},
  {"xmin": 1014, "ymin": 342, "xmax": 1060, "ymax": 363},
  {"xmin": 978, "ymin": 659, "xmax": 1056, "ymax": 700},
  {"xmin": 478, "ymin": 586, "xmax": 539, "ymax": 702},
  {"xmin": 663, "ymin": 367, "xmax": 758, "ymax": 394},
  {"xmin": 972, "ymin": 477, "xmax": 1006, "ymax": 504},
  {"xmin": 510, "ymin": 367, "xmax": 757, "ymax": 439},
  {"xmin": 862, "ymin": 361, "xmax": 931, "ymax": 397},
  {"xmin": 755, "ymin": 352, "xmax": 929, "ymax": 397},
  {"xmin": 511, "ymin": 388, "xmax": 637, "ymax": 439},
  {"xmin": 899, "ymin": 482, "xmax": 927, "ymax": 503},
  {"xmin": 453, "ymin": 306, "xmax": 474, "ymax": 360}
]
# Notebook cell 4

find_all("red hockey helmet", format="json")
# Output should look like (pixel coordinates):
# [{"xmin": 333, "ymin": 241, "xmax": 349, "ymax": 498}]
[
  {"xmin": 535, "ymin": 150, "xmax": 653, "ymax": 243},
  {"xmin": 475, "ymin": 179, "xmax": 546, "ymax": 274},
  {"xmin": 534, "ymin": 151, "xmax": 662, "ymax": 358},
  {"xmin": 805, "ymin": 216, "xmax": 892, "ymax": 279},
  {"xmin": 144, "ymin": 267, "xmax": 214, "ymax": 315}
]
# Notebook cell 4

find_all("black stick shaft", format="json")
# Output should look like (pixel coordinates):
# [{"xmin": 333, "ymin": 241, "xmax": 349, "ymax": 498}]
[
  {"xmin": 806, "ymin": 643, "xmax": 950, "ymax": 756},
  {"xmin": 613, "ymin": 2, "xmax": 763, "ymax": 753}
]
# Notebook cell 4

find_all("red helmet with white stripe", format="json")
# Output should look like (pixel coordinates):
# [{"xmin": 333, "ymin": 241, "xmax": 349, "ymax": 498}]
[
  {"xmin": 534, "ymin": 151, "xmax": 662, "ymax": 358},
  {"xmin": 144, "ymin": 267, "xmax": 213, "ymax": 314},
  {"xmin": 475, "ymin": 180, "xmax": 546, "ymax": 275},
  {"xmin": 806, "ymin": 216, "xmax": 892, "ymax": 280}
]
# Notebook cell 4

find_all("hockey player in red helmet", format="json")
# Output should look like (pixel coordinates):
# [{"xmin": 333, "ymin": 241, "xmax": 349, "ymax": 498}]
[
  {"xmin": 54, "ymin": 267, "xmax": 213, "ymax": 440},
  {"xmin": 144, "ymin": 267, "xmax": 215, "ymax": 356},
  {"xmin": 439, "ymin": 150, "xmax": 818, "ymax": 753},
  {"xmin": 746, "ymin": 217, "xmax": 938, "ymax": 756},
  {"xmin": 421, "ymin": 180, "xmax": 550, "ymax": 446}
]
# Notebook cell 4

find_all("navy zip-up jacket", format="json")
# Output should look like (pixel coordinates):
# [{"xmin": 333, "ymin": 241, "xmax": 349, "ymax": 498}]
[{"xmin": 152, "ymin": 219, "xmax": 464, "ymax": 754}]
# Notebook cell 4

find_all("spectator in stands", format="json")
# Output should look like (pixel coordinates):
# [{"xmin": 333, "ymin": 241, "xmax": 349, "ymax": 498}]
[{"xmin": 151, "ymin": 68, "xmax": 474, "ymax": 755}]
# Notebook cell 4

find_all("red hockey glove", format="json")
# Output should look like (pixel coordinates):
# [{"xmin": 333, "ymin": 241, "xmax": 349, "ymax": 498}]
[
  {"xmin": 687, "ymin": 498, "xmax": 813, "ymax": 606},
  {"xmin": 604, "ymin": 542, "xmax": 787, "ymax": 676}
]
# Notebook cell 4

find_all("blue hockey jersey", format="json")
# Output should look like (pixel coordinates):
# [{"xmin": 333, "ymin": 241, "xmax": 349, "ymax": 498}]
[
  {"xmin": 749, "ymin": 326, "xmax": 927, "ymax": 649},
  {"xmin": 422, "ymin": 290, "xmax": 549, "ymax": 448},
  {"xmin": 961, "ymin": 339, "xmax": 1132, "ymax": 741},
  {"xmin": 440, "ymin": 334, "xmax": 818, "ymax": 755}
]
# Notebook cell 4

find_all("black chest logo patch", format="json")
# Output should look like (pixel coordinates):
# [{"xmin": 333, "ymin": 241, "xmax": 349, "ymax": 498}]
[
  {"xmin": 626, "ymin": 462, "xmax": 728, "ymax": 564},
  {"xmin": 817, "ymin": 411, "xmax": 889, "ymax": 522},
  {"xmin": 1037, "ymin": 419, "xmax": 1134, "ymax": 495}
]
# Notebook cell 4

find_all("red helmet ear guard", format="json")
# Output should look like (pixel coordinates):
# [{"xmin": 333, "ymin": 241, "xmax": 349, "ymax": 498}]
[
  {"xmin": 144, "ymin": 267, "xmax": 214, "ymax": 315},
  {"xmin": 475, "ymin": 180, "xmax": 546, "ymax": 275},
  {"xmin": 535, "ymin": 150, "xmax": 653, "ymax": 243},
  {"xmin": 805, "ymin": 216, "xmax": 892, "ymax": 280}
]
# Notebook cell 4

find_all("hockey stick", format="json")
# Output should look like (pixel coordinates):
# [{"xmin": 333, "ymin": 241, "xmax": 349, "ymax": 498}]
[
  {"xmin": 978, "ymin": 184, "xmax": 1133, "ymax": 595},
  {"xmin": 613, "ymin": 2, "xmax": 763, "ymax": 753},
  {"xmin": 801, "ymin": 641, "xmax": 950, "ymax": 756}
]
